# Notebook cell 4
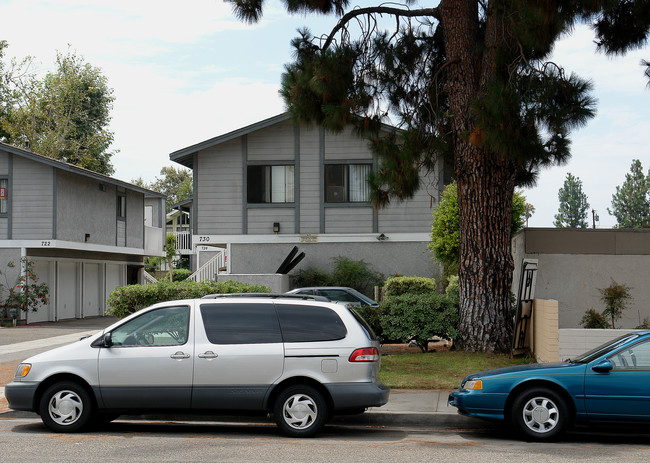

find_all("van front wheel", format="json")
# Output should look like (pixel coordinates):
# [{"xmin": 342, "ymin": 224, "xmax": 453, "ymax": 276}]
[
  {"xmin": 39, "ymin": 381, "xmax": 93, "ymax": 433},
  {"xmin": 273, "ymin": 385, "xmax": 328, "ymax": 437}
]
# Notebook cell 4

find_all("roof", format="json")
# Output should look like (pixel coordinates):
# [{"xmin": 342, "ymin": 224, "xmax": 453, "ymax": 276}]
[
  {"xmin": 169, "ymin": 113, "xmax": 292, "ymax": 168},
  {"xmin": 169, "ymin": 112, "xmax": 402, "ymax": 169},
  {"xmin": 0, "ymin": 141, "xmax": 166, "ymax": 198}
]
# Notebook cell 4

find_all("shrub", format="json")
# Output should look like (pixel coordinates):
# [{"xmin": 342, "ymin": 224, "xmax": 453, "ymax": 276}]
[
  {"xmin": 172, "ymin": 269, "xmax": 192, "ymax": 282},
  {"xmin": 380, "ymin": 293, "xmax": 458, "ymax": 352},
  {"xmin": 106, "ymin": 280, "xmax": 271, "ymax": 318},
  {"xmin": 445, "ymin": 275, "xmax": 459, "ymax": 304},
  {"xmin": 580, "ymin": 308, "xmax": 611, "ymax": 329},
  {"xmin": 384, "ymin": 276, "xmax": 436, "ymax": 298},
  {"xmin": 330, "ymin": 256, "xmax": 383, "ymax": 296},
  {"xmin": 292, "ymin": 268, "xmax": 332, "ymax": 287},
  {"xmin": 598, "ymin": 279, "xmax": 633, "ymax": 329}
]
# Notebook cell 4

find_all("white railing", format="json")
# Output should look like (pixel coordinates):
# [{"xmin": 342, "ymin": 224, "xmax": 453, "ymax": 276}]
[
  {"xmin": 173, "ymin": 231, "xmax": 193, "ymax": 254},
  {"xmin": 188, "ymin": 249, "xmax": 228, "ymax": 282},
  {"xmin": 143, "ymin": 270, "xmax": 158, "ymax": 285}
]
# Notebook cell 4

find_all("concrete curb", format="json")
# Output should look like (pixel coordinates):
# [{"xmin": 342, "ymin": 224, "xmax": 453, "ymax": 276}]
[{"xmin": 0, "ymin": 410, "xmax": 481, "ymax": 430}]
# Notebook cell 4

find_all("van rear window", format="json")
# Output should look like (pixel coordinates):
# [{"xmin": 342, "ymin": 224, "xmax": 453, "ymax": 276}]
[{"xmin": 276, "ymin": 304, "xmax": 347, "ymax": 342}]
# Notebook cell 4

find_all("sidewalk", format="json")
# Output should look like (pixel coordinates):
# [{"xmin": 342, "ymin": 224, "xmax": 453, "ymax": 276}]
[{"xmin": 0, "ymin": 317, "xmax": 476, "ymax": 429}]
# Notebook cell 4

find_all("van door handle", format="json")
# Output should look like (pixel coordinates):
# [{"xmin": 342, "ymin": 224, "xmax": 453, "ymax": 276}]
[
  {"xmin": 198, "ymin": 351, "xmax": 218, "ymax": 359},
  {"xmin": 170, "ymin": 351, "xmax": 190, "ymax": 359}
]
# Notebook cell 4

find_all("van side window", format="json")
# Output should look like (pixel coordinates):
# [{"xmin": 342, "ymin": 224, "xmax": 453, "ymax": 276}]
[
  {"xmin": 276, "ymin": 304, "xmax": 347, "ymax": 342},
  {"xmin": 200, "ymin": 303, "xmax": 282, "ymax": 344},
  {"xmin": 111, "ymin": 306, "xmax": 190, "ymax": 346}
]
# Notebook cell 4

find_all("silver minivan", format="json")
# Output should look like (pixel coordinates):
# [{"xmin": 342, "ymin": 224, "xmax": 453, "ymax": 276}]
[{"xmin": 6, "ymin": 294, "xmax": 389, "ymax": 437}]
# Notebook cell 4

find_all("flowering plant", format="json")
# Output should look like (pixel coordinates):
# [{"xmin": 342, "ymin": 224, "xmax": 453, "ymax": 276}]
[{"xmin": 2, "ymin": 258, "xmax": 50, "ymax": 314}]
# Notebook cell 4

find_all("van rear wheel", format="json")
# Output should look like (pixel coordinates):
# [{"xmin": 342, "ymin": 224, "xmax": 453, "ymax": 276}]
[{"xmin": 273, "ymin": 385, "xmax": 328, "ymax": 437}]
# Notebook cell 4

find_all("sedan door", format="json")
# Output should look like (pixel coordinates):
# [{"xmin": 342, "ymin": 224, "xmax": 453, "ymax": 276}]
[
  {"xmin": 98, "ymin": 304, "xmax": 194, "ymax": 409},
  {"xmin": 584, "ymin": 339, "xmax": 650, "ymax": 421}
]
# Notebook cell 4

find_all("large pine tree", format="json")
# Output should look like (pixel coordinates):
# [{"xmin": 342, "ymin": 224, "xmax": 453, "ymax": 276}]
[
  {"xmin": 227, "ymin": 0, "xmax": 650, "ymax": 351},
  {"xmin": 554, "ymin": 173, "xmax": 590, "ymax": 228}
]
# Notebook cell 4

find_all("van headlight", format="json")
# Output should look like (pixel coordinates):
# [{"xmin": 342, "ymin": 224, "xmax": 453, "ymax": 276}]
[{"xmin": 15, "ymin": 363, "xmax": 31, "ymax": 378}]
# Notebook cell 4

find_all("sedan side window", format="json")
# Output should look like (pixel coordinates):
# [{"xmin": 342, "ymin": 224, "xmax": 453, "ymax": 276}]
[
  {"xmin": 608, "ymin": 340, "xmax": 650, "ymax": 369},
  {"xmin": 111, "ymin": 306, "xmax": 190, "ymax": 347}
]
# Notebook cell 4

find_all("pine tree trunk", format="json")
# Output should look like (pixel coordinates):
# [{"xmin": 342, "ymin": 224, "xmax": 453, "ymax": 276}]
[{"xmin": 441, "ymin": 0, "xmax": 515, "ymax": 352}]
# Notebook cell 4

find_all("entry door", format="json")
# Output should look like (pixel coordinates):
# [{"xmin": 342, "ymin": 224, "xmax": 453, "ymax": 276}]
[
  {"xmin": 83, "ymin": 263, "xmax": 102, "ymax": 317},
  {"xmin": 57, "ymin": 262, "xmax": 78, "ymax": 320},
  {"xmin": 192, "ymin": 302, "xmax": 284, "ymax": 411},
  {"xmin": 585, "ymin": 339, "xmax": 650, "ymax": 421}
]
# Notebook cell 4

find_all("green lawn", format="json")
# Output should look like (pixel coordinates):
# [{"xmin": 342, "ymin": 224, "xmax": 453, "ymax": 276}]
[{"xmin": 379, "ymin": 351, "xmax": 535, "ymax": 389}]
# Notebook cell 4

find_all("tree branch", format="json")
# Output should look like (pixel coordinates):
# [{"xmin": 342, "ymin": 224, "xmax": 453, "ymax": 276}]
[{"xmin": 322, "ymin": 5, "xmax": 440, "ymax": 51}]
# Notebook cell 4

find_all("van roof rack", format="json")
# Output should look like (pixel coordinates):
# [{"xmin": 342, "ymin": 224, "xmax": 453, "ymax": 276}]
[{"xmin": 201, "ymin": 293, "xmax": 331, "ymax": 302}]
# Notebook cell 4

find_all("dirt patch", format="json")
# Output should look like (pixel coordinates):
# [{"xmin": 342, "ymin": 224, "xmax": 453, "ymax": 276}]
[{"xmin": 381, "ymin": 340, "xmax": 451, "ymax": 355}]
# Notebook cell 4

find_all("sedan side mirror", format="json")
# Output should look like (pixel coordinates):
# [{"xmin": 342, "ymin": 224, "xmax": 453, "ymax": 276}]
[{"xmin": 591, "ymin": 359, "xmax": 613, "ymax": 373}]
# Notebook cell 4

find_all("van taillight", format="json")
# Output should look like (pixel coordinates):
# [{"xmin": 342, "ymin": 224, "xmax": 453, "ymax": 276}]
[{"xmin": 349, "ymin": 347, "xmax": 379, "ymax": 362}]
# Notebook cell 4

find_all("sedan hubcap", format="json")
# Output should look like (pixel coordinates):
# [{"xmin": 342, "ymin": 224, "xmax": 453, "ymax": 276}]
[
  {"xmin": 282, "ymin": 394, "xmax": 317, "ymax": 430},
  {"xmin": 49, "ymin": 390, "xmax": 83, "ymax": 426},
  {"xmin": 522, "ymin": 396, "xmax": 559, "ymax": 433}
]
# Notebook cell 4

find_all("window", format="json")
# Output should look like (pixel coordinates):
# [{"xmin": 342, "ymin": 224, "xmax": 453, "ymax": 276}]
[
  {"xmin": 200, "ymin": 303, "xmax": 282, "ymax": 344},
  {"xmin": 0, "ymin": 178, "xmax": 7, "ymax": 214},
  {"xmin": 110, "ymin": 306, "xmax": 190, "ymax": 347},
  {"xmin": 325, "ymin": 164, "xmax": 371, "ymax": 203},
  {"xmin": 609, "ymin": 340, "xmax": 650, "ymax": 370},
  {"xmin": 277, "ymin": 304, "xmax": 347, "ymax": 342},
  {"xmin": 247, "ymin": 165, "xmax": 295, "ymax": 203},
  {"xmin": 117, "ymin": 194, "xmax": 126, "ymax": 219}
]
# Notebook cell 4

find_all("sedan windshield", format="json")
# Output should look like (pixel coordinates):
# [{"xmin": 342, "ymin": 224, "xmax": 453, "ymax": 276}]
[
  {"xmin": 571, "ymin": 333, "xmax": 640, "ymax": 363},
  {"xmin": 346, "ymin": 288, "xmax": 378, "ymax": 306}
]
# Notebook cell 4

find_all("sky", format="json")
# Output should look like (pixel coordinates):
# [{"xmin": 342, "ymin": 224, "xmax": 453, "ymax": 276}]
[{"xmin": 1, "ymin": 0, "xmax": 648, "ymax": 228}]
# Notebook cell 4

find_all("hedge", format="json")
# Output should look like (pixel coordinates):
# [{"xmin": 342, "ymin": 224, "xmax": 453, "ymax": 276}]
[
  {"xmin": 106, "ymin": 280, "xmax": 271, "ymax": 318},
  {"xmin": 380, "ymin": 293, "xmax": 458, "ymax": 352},
  {"xmin": 384, "ymin": 276, "xmax": 436, "ymax": 298}
]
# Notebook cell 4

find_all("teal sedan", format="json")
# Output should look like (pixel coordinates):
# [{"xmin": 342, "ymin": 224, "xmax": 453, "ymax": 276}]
[{"xmin": 448, "ymin": 331, "xmax": 650, "ymax": 440}]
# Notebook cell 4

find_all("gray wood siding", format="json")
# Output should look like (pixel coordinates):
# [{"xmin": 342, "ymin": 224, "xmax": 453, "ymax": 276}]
[
  {"xmin": 12, "ymin": 156, "xmax": 53, "ymax": 239},
  {"xmin": 0, "ymin": 151, "xmax": 8, "ymax": 174},
  {"xmin": 0, "ymin": 218, "xmax": 8, "ymax": 239},
  {"xmin": 56, "ymin": 171, "xmax": 116, "ymax": 245},
  {"xmin": 117, "ymin": 220, "xmax": 126, "ymax": 246},
  {"xmin": 197, "ymin": 140, "xmax": 243, "ymax": 234},
  {"xmin": 299, "ymin": 125, "xmax": 321, "ymax": 233},
  {"xmin": 247, "ymin": 208, "xmax": 295, "ymax": 234},
  {"xmin": 126, "ymin": 190, "xmax": 144, "ymax": 248},
  {"xmin": 248, "ymin": 119, "xmax": 295, "ymax": 162},
  {"xmin": 324, "ymin": 127, "xmax": 373, "ymax": 161},
  {"xmin": 325, "ymin": 207, "xmax": 373, "ymax": 233},
  {"xmin": 378, "ymin": 171, "xmax": 437, "ymax": 233}
]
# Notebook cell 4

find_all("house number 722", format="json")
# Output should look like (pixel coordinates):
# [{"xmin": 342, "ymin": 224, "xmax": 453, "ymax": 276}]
[{"xmin": 41, "ymin": 241, "xmax": 52, "ymax": 246}]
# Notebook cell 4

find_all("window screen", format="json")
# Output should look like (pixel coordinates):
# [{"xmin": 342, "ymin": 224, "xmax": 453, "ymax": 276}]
[
  {"xmin": 200, "ymin": 303, "xmax": 282, "ymax": 344},
  {"xmin": 277, "ymin": 304, "xmax": 347, "ymax": 342}
]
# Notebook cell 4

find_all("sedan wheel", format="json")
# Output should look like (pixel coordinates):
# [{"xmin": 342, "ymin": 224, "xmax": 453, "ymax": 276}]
[
  {"xmin": 39, "ymin": 382, "xmax": 93, "ymax": 433},
  {"xmin": 273, "ymin": 385, "xmax": 328, "ymax": 437},
  {"xmin": 511, "ymin": 387, "xmax": 569, "ymax": 440}
]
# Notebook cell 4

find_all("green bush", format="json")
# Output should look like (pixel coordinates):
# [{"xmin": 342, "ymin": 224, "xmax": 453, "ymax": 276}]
[
  {"xmin": 580, "ymin": 308, "xmax": 611, "ymax": 329},
  {"xmin": 380, "ymin": 293, "xmax": 458, "ymax": 352},
  {"xmin": 330, "ymin": 256, "xmax": 383, "ymax": 296},
  {"xmin": 384, "ymin": 276, "xmax": 436, "ymax": 297},
  {"xmin": 292, "ymin": 268, "xmax": 332, "ymax": 287},
  {"xmin": 172, "ymin": 269, "xmax": 192, "ymax": 282},
  {"xmin": 353, "ymin": 304, "xmax": 384, "ymax": 340},
  {"xmin": 445, "ymin": 275, "xmax": 459, "ymax": 304},
  {"xmin": 106, "ymin": 280, "xmax": 271, "ymax": 318}
]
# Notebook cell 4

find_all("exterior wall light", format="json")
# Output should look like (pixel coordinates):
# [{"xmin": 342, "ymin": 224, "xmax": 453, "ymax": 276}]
[{"xmin": 273, "ymin": 222, "xmax": 280, "ymax": 234}]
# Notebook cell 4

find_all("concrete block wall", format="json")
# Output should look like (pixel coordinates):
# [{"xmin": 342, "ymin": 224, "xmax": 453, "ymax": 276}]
[
  {"xmin": 558, "ymin": 328, "xmax": 635, "ymax": 361},
  {"xmin": 532, "ymin": 299, "xmax": 559, "ymax": 363}
]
